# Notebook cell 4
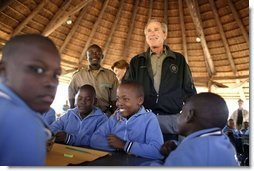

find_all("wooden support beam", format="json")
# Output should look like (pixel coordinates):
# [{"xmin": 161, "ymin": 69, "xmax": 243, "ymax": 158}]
[
  {"xmin": 209, "ymin": 0, "xmax": 237, "ymax": 75},
  {"xmin": 42, "ymin": 0, "xmax": 94, "ymax": 37},
  {"xmin": 144, "ymin": 0, "xmax": 153, "ymax": 51},
  {"xmin": 103, "ymin": 0, "xmax": 125, "ymax": 59},
  {"xmin": 178, "ymin": 0, "xmax": 188, "ymax": 63},
  {"xmin": 12, "ymin": 0, "xmax": 47, "ymax": 36},
  {"xmin": 0, "ymin": 0, "xmax": 15, "ymax": 12},
  {"xmin": 42, "ymin": 0, "xmax": 71, "ymax": 36},
  {"xmin": 59, "ymin": 7, "xmax": 87, "ymax": 53},
  {"xmin": 78, "ymin": 0, "xmax": 110, "ymax": 66},
  {"xmin": 164, "ymin": 0, "xmax": 168, "ymax": 25},
  {"xmin": 122, "ymin": 0, "xmax": 140, "ymax": 58},
  {"xmin": 227, "ymin": 0, "xmax": 249, "ymax": 45},
  {"xmin": 194, "ymin": 74, "xmax": 249, "ymax": 81},
  {"xmin": 185, "ymin": 0, "xmax": 215, "ymax": 76}
]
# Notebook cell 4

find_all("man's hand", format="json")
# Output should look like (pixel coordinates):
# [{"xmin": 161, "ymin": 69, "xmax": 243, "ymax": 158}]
[
  {"xmin": 55, "ymin": 131, "xmax": 67, "ymax": 144},
  {"xmin": 160, "ymin": 140, "xmax": 177, "ymax": 157},
  {"xmin": 107, "ymin": 134, "xmax": 126, "ymax": 150}
]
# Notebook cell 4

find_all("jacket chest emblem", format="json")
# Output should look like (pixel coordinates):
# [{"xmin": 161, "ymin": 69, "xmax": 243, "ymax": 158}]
[{"xmin": 169, "ymin": 64, "xmax": 178, "ymax": 73}]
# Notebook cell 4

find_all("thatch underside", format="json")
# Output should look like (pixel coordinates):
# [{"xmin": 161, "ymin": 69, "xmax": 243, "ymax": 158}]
[{"xmin": 0, "ymin": 0, "xmax": 249, "ymax": 100}]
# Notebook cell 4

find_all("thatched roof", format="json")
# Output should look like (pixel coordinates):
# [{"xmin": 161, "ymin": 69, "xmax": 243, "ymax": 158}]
[{"xmin": 0, "ymin": 0, "xmax": 249, "ymax": 100}]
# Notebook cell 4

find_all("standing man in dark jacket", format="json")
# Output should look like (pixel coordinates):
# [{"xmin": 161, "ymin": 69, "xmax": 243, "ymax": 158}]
[{"xmin": 123, "ymin": 18, "xmax": 197, "ymax": 141}]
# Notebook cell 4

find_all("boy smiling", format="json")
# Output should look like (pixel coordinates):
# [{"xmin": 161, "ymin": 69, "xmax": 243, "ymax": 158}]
[{"xmin": 90, "ymin": 81, "xmax": 163, "ymax": 160}]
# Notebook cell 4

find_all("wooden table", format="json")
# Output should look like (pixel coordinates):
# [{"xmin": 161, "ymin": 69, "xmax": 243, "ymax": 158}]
[{"xmin": 46, "ymin": 143, "xmax": 157, "ymax": 166}]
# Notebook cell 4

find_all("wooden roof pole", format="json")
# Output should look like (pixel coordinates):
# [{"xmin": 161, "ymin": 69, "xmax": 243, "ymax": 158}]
[
  {"xmin": 209, "ymin": 0, "xmax": 237, "ymax": 75},
  {"xmin": 59, "ymin": 7, "xmax": 87, "ymax": 53},
  {"xmin": 178, "ymin": 0, "xmax": 188, "ymax": 64},
  {"xmin": 209, "ymin": 0, "xmax": 246, "ymax": 100},
  {"xmin": 42, "ymin": 0, "xmax": 72, "ymax": 36},
  {"xmin": 144, "ymin": 0, "xmax": 153, "ymax": 51},
  {"xmin": 122, "ymin": 0, "xmax": 140, "ymax": 59},
  {"xmin": 185, "ymin": 0, "xmax": 215, "ymax": 77},
  {"xmin": 103, "ymin": 0, "xmax": 125, "ymax": 59},
  {"xmin": 227, "ymin": 0, "xmax": 249, "ymax": 45},
  {"xmin": 12, "ymin": 0, "xmax": 47, "ymax": 36},
  {"xmin": 164, "ymin": 0, "xmax": 168, "ymax": 25},
  {"xmin": 43, "ymin": 0, "xmax": 94, "ymax": 37},
  {"xmin": 78, "ymin": 0, "xmax": 110, "ymax": 66}
]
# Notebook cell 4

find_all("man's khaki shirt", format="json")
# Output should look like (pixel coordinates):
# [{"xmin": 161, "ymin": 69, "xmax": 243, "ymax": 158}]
[{"xmin": 68, "ymin": 65, "xmax": 118, "ymax": 112}]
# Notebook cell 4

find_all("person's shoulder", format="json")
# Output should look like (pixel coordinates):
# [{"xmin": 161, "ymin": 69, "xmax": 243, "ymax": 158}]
[
  {"xmin": 1, "ymin": 103, "xmax": 43, "ymax": 129},
  {"xmin": 101, "ymin": 67, "xmax": 115, "ymax": 74},
  {"xmin": 133, "ymin": 52, "xmax": 147, "ymax": 59},
  {"xmin": 72, "ymin": 66, "xmax": 89, "ymax": 76},
  {"xmin": 128, "ymin": 52, "xmax": 147, "ymax": 65},
  {"xmin": 139, "ymin": 109, "xmax": 157, "ymax": 119},
  {"xmin": 62, "ymin": 107, "xmax": 77, "ymax": 117},
  {"xmin": 93, "ymin": 107, "xmax": 108, "ymax": 117}
]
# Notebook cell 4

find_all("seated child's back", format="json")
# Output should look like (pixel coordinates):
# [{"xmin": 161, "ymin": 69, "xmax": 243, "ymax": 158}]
[{"xmin": 152, "ymin": 92, "xmax": 239, "ymax": 166}]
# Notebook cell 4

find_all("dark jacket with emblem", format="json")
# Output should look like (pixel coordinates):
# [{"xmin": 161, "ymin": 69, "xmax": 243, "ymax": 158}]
[{"xmin": 123, "ymin": 45, "xmax": 197, "ymax": 115}]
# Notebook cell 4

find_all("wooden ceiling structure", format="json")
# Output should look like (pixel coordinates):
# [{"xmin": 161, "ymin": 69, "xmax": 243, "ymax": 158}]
[{"xmin": 0, "ymin": 0, "xmax": 249, "ymax": 100}]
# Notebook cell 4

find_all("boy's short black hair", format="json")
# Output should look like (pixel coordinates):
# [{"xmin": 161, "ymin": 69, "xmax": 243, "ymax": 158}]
[
  {"xmin": 79, "ymin": 84, "xmax": 96, "ymax": 97},
  {"xmin": 2, "ymin": 34, "xmax": 59, "ymax": 61},
  {"xmin": 120, "ymin": 81, "xmax": 144, "ymax": 98}
]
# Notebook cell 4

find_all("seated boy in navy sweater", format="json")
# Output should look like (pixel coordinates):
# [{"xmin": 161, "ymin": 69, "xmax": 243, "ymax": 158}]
[
  {"xmin": 50, "ymin": 84, "xmax": 108, "ymax": 146},
  {"xmin": 90, "ymin": 81, "xmax": 164, "ymax": 159},
  {"xmin": 152, "ymin": 92, "xmax": 239, "ymax": 166}
]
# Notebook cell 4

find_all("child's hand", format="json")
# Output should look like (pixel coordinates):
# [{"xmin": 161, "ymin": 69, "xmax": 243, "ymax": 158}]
[
  {"xmin": 55, "ymin": 131, "xmax": 67, "ymax": 144},
  {"xmin": 107, "ymin": 134, "xmax": 126, "ymax": 150},
  {"xmin": 160, "ymin": 140, "xmax": 177, "ymax": 157}
]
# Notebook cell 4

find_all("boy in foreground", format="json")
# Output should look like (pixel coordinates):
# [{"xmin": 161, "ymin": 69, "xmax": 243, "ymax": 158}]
[
  {"xmin": 152, "ymin": 92, "xmax": 239, "ymax": 166},
  {"xmin": 0, "ymin": 34, "xmax": 61, "ymax": 165}
]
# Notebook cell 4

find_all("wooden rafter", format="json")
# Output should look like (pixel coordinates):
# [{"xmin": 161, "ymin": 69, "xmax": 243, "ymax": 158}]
[
  {"xmin": 227, "ymin": 0, "xmax": 249, "ymax": 46},
  {"xmin": 59, "ymin": 7, "xmax": 87, "ymax": 53},
  {"xmin": 194, "ymin": 75, "xmax": 248, "ymax": 81},
  {"xmin": 42, "ymin": 0, "xmax": 94, "ymax": 37},
  {"xmin": 0, "ymin": 0, "xmax": 15, "ymax": 12},
  {"xmin": 122, "ymin": 0, "xmax": 140, "ymax": 58},
  {"xmin": 178, "ymin": 0, "xmax": 188, "ymax": 63},
  {"xmin": 103, "ymin": 0, "xmax": 125, "ymax": 59},
  {"xmin": 209, "ymin": 0, "xmax": 237, "ymax": 75},
  {"xmin": 209, "ymin": 0, "xmax": 245, "ymax": 100},
  {"xmin": 42, "ymin": 0, "xmax": 71, "ymax": 36},
  {"xmin": 185, "ymin": 0, "xmax": 215, "ymax": 77},
  {"xmin": 144, "ymin": 0, "xmax": 153, "ymax": 50},
  {"xmin": 78, "ymin": 0, "xmax": 110, "ymax": 66},
  {"xmin": 227, "ymin": 0, "xmax": 248, "ymax": 100},
  {"xmin": 164, "ymin": 0, "xmax": 168, "ymax": 25},
  {"xmin": 12, "ymin": 0, "xmax": 47, "ymax": 36}
]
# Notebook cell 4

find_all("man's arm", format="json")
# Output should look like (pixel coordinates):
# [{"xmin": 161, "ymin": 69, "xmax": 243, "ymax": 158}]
[{"xmin": 182, "ymin": 57, "xmax": 197, "ymax": 101}]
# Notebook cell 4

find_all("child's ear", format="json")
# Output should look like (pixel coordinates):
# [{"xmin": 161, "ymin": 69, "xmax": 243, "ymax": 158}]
[
  {"xmin": 93, "ymin": 97, "xmax": 97, "ymax": 105},
  {"xmin": 0, "ymin": 60, "xmax": 6, "ymax": 75},
  {"xmin": 185, "ymin": 109, "xmax": 195, "ymax": 123},
  {"xmin": 138, "ymin": 96, "xmax": 144, "ymax": 106}
]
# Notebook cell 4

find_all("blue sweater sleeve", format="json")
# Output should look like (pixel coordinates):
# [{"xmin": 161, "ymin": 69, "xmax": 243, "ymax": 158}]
[
  {"xmin": 67, "ymin": 115, "xmax": 108, "ymax": 146},
  {"xmin": 90, "ymin": 117, "xmax": 115, "ymax": 151},
  {"xmin": 49, "ymin": 112, "xmax": 69, "ymax": 134},
  {"xmin": 0, "ymin": 107, "xmax": 46, "ymax": 166},
  {"xmin": 124, "ymin": 115, "xmax": 164, "ymax": 160}
]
